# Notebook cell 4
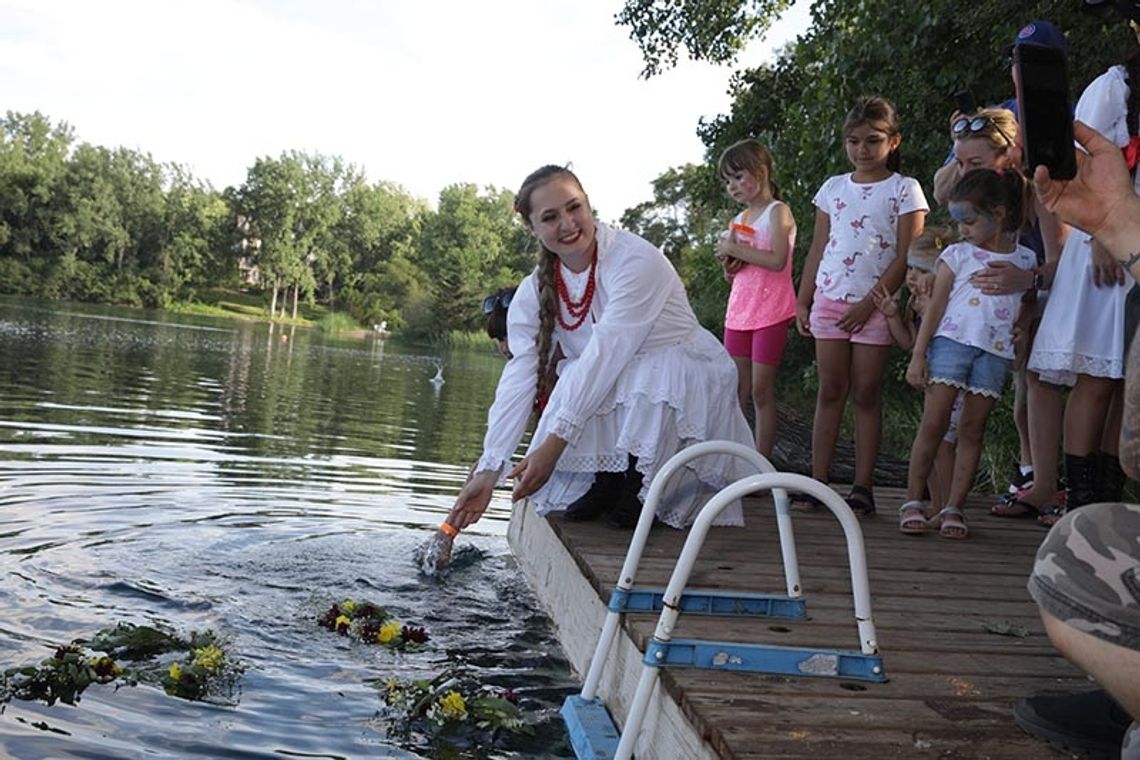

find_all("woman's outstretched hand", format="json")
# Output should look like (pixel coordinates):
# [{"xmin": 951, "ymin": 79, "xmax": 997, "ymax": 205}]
[
  {"xmin": 509, "ymin": 435, "xmax": 567, "ymax": 502},
  {"xmin": 448, "ymin": 470, "xmax": 499, "ymax": 530}
]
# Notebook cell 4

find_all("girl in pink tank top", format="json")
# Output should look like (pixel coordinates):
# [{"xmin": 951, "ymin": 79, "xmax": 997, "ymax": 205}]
[{"xmin": 715, "ymin": 139, "xmax": 797, "ymax": 457}]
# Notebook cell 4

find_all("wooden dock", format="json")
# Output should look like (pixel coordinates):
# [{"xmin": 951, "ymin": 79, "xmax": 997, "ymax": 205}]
[{"xmin": 508, "ymin": 485, "xmax": 1089, "ymax": 759}]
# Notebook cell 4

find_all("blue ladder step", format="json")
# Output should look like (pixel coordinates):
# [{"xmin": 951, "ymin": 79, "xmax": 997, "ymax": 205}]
[
  {"xmin": 644, "ymin": 638, "xmax": 887, "ymax": 682},
  {"xmin": 561, "ymin": 695, "xmax": 620, "ymax": 760},
  {"xmin": 608, "ymin": 587, "xmax": 808, "ymax": 619}
]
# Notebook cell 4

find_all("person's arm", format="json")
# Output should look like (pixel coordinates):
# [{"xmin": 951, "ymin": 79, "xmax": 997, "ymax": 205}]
[
  {"xmin": 796, "ymin": 209, "xmax": 830, "ymax": 336},
  {"xmin": 715, "ymin": 204, "xmax": 795, "ymax": 271},
  {"xmin": 906, "ymin": 262, "xmax": 954, "ymax": 389},
  {"xmin": 837, "ymin": 208, "xmax": 923, "ymax": 332},
  {"xmin": 870, "ymin": 283, "xmax": 915, "ymax": 350},
  {"xmin": 932, "ymin": 160, "xmax": 961, "ymax": 207},
  {"xmin": 1034, "ymin": 121, "xmax": 1140, "ymax": 271}
]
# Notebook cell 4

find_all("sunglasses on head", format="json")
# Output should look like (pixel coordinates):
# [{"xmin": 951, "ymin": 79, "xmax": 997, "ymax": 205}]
[
  {"xmin": 482, "ymin": 291, "xmax": 513, "ymax": 315},
  {"xmin": 952, "ymin": 115, "xmax": 1015, "ymax": 147}
]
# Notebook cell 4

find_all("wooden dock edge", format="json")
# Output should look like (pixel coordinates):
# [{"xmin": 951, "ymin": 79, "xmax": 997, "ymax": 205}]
[{"xmin": 508, "ymin": 504, "xmax": 717, "ymax": 760}]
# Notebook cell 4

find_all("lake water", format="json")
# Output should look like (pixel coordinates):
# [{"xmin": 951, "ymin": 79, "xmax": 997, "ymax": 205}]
[{"xmin": 0, "ymin": 297, "xmax": 576, "ymax": 759}]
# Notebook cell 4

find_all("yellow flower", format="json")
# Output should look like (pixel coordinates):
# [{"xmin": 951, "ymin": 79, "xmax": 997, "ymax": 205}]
[
  {"xmin": 192, "ymin": 644, "xmax": 225, "ymax": 671},
  {"xmin": 169, "ymin": 662, "xmax": 183, "ymax": 680},
  {"xmin": 376, "ymin": 621, "xmax": 401, "ymax": 644},
  {"xmin": 335, "ymin": 615, "xmax": 351, "ymax": 630},
  {"xmin": 340, "ymin": 600, "xmax": 357, "ymax": 615},
  {"xmin": 438, "ymin": 690, "xmax": 467, "ymax": 721}
]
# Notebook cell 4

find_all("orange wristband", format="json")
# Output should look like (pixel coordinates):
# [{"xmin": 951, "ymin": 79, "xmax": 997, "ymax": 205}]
[{"xmin": 438, "ymin": 522, "xmax": 459, "ymax": 537}]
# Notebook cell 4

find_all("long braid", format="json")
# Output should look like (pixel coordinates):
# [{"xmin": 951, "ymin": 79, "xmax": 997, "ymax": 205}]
[
  {"xmin": 514, "ymin": 164, "xmax": 584, "ymax": 410},
  {"xmin": 534, "ymin": 248, "xmax": 558, "ymax": 407},
  {"xmin": 1127, "ymin": 50, "xmax": 1140, "ymax": 139}
]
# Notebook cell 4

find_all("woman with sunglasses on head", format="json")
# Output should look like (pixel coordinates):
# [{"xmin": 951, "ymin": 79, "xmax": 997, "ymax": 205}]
[
  {"xmin": 931, "ymin": 105, "xmax": 1069, "ymax": 518},
  {"xmin": 435, "ymin": 165, "xmax": 755, "ymax": 549}
]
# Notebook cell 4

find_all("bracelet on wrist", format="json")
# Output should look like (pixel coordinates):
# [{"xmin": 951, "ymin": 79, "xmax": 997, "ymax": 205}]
[{"xmin": 439, "ymin": 522, "xmax": 459, "ymax": 537}]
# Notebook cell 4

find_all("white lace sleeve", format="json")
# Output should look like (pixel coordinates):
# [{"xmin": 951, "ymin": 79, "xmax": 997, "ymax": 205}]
[{"xmin": 474, "ymin": 275, "xmax": 540, "ymax": 480}]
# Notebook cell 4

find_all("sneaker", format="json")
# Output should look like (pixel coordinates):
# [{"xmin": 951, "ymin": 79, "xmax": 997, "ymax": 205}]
[
  {"xmin": 1007, "ymin": 467, "xmax": 1034, "ymax": 495},
  {"xmin": 1014, "ymin": 689, "xmax": 1131, "ymax": 756}
]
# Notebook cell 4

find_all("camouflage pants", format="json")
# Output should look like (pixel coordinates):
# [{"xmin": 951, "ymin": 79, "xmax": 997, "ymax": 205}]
[
  {"xmin": 1028, "ymin": 502, "xmax": 1140, "ymax": 648},
  {"xmin": 1028, "ymin": 502, "xmax": 1140, "ymax": 758}
]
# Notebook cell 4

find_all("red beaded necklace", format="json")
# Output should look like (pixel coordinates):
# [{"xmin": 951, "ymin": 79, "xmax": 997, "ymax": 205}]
[{"xmin": 554, "ymin": 245, "xmax": 597, "ymax": 331}]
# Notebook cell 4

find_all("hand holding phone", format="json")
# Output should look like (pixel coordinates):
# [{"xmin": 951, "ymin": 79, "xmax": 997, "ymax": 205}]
[
  {"xmin": 953, "ymin": 90, "xmax": 976, "ymax": 115},
  {"xmin": 1013, "ymin": 43, "xmax": 1077, "ymax": 180}
]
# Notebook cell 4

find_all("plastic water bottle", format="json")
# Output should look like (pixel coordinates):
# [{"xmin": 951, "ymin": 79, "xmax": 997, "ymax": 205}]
[{"xmin": 420, "ymin": 529, "xmax": 454, "ymax": 576}]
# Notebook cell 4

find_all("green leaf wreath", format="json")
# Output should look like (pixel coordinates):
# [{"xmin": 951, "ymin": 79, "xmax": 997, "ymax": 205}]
[
  {"xmin": 379, "ymin": 670, "xmax": 532, "ymax": 740},
  {"xmin": 0, "ymin": 623, "xmax": 241, "ymax": 707}
]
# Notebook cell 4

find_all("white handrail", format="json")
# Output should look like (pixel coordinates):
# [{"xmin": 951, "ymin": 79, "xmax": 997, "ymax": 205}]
[
  {"xmin": 614, "ymin": 472, "xmax": 878, "ymax": 760},
  {"xmin": 580, "ymin": 440, "xmax": 800, "ymax": 701}
]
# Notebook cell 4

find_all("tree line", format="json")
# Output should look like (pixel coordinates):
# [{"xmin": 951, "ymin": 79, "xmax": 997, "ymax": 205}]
[{"xmin": 0, "ymin": 111, "xmax": 533, "ymax": 335}]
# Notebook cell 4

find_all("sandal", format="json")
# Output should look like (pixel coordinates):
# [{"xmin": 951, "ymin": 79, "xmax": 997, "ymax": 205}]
[
  {"xmin": 931, "ymin": 506, "xmax": 968, "ymax": 539},
  {"xmin": 790, "ymin": 492, "xmax": 824, "ymax": 511},
  {"xmin": 845, "ymin": 484, "xmax": 876, "ymax": 518},
  {"xmin": 1037, "ymin": 504, "xmax": 1067, "ymax": 528},
  {"xmin": 990, "ymin": 497, "xmax": 1041, "ymax": 518},
  {"xmin": 898, "ymin": 500, "xmax": 929, "ymax": 535}
]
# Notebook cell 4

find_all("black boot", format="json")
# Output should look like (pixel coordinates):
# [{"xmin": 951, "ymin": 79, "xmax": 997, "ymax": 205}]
[
  {"xmin": 606, "ymin": 456, "xmax": 645, "ymax": 529},
  {"xmin": 1014, "ymin": 689, "xmax": 1132, "ymax": 755},
  {"xmin": 564, "ymin": 471, "xmax": 623, "ymax": 521},
  {"xmin": 1095, "ymin": 451, "xmax": 1127, "ymax": 503},
  {"xmin": 1064, "ymin": 453, "xmax": 1097, "ymax": 510}
]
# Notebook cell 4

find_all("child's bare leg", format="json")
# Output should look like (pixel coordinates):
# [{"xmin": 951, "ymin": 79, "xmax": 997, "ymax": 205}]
[
  {"xmin": 930, "ymin": 438, "xmax": 956, "ymax": 514},
  {"xmin": 1013, "ymin": 368, "xmax": 1032, "ymax": 470},
  {"xmin": 1065, "ymin": 375, "xmax": 1119, "ymax": 456},
  {"xmin": 907, "ymin": 384, "xmax": 958, "ymax": 501},
  {"xmin": 1010, "ymin": 372, "xmax": 1064, "ymax": 512},
  {"xmin": 945, "ymin": 392, "xmax": 998, "ymax": 509},
  {"xmin": 732, "ymin": 355, "xmax": 751, "ymax": 415},
  {"xmin": 752, "ymin": 361, "xmax": 780, "ymax": 458},
  {"xmin": 850, "ymin": 343, "xmax": 890, "ymax": 495},
  {"xmin": 811, "ymin": 339, "xmax": 851, "ymax": 482}
]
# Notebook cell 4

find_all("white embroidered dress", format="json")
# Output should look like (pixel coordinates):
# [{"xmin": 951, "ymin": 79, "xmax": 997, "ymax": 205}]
[
  {"xmin": 1028, "ymin": 65, "xmax": 1137, "ymax": 385},
  {"xmin": 475, "ymin": 223, "xmax": 755, "ymax": 528}
]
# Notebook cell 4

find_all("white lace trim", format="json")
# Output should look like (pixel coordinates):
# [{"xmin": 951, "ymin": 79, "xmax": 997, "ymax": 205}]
[
  {"xmin": 928, "ymin": 376, "xmax": 1001, "ymax": 400},
  {"xmin": 1029, "ymin": 350, "xmax": 1124, "ymax": 382}
]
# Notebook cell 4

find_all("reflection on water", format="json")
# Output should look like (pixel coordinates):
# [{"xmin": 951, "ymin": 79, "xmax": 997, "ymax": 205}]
[{"xmin": 0, "ymin": 297, "xmax": 572, "ymax": 758}]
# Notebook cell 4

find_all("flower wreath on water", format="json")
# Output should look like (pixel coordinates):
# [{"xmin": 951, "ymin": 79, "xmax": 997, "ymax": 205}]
[
  {"xmin": 379, "ymin": 670, "xmax": 531, "ymax": 740},
  {"xmin": 318, "ymin": 599, "xmax": 429, "ymax": 649},
  {"xmin": 0, "ymin": 623, "xmax": 242, "ymax": 707}
]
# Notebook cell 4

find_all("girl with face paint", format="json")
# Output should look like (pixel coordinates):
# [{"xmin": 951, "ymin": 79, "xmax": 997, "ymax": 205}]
[{"xmin": 899, "ymin": 169, "xmax": 1037, "ymax": 539}]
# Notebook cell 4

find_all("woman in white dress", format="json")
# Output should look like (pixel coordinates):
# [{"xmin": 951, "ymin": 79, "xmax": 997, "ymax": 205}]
[
  {"xmin": 439, "ymin": 165, "xmax": 756, "ymax": 536},
  {"xmin": 1024, "ymin": 48, "xmax": 1139, "ymax": 525}
]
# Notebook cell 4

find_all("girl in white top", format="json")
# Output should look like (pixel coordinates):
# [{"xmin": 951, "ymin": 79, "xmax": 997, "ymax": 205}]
[
  {"xmin": 437, "ymin": 166, "xmax": 755, "ymax": 540},
  {"xmin": 795, "ymin": 96, "xmax": 928, "ymax": 517},
  {"xmin": 900, "ymin": 168, "xmax": 1036, "ymax": 539}
]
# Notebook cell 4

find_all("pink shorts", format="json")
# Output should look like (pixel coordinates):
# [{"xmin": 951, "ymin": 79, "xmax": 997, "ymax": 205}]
[
  {"xmin": 724, "ymin": 319, "xmax": 792, "ymax": 366},
  {"xmin": 808, "ymin": 290, "xmax": 893, "ymax": 346}
]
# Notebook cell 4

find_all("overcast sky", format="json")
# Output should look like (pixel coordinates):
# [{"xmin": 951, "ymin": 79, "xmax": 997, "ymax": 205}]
[{"xmin": 1, "ymin": 0, "xmax": 809, "ymax": 221}]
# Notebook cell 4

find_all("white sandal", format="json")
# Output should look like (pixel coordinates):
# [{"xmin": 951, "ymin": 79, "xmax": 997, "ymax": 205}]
[
  {"xmin": 898, "ymin": 500, "xmax": 929, "ymax": 535},
  {"xmin": 931, "ymin": 505, "xmax": 969, "ymax": 539}
]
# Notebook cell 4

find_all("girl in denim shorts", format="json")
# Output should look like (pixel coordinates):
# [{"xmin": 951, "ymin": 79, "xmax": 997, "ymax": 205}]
[{"xmin": 899, "ymin": 168, "xmax": 1036, "ymax": 539}]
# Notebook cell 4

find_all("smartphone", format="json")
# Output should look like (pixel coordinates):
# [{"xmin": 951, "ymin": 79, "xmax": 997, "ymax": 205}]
[
  {"xmin": 953, "ymin": 90, "xmax": 976, "ymax": 115},
  {"xmin": 1013, "ymin": 44, "xmax": 1077, "ymax": 180}
]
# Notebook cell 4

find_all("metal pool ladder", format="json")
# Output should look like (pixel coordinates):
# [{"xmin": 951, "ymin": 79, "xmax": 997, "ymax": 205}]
[{"xmin": 560, "ymin": 442, "xmax": 886, "ymax": 760}]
